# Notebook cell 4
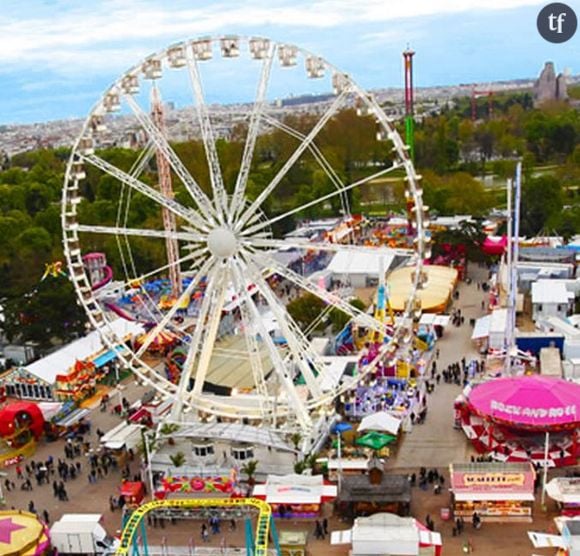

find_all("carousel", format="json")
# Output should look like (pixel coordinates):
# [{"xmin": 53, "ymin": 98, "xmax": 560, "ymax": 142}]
[
  {"xmin": 457, "ymin": 375, "xmax": 580, "ymax": 467},
  {"xmin": 0, "ymin": 511, "xmax": 51, "ymax": 556}
]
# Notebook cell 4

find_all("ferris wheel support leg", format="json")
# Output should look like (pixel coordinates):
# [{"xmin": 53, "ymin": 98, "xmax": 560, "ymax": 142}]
[
  {"xmin": 190, "ymin": 272, "xmax": 229, "ymax": 396},
  {"xmin": 243, "ymin": 257, "xmax": 323, "ymax": 399},
  {"xmin": 231, "ymin": 258, "xmax": 312, "ymax": 432},
  {"xmin": 170, "ymin": 263, "xmax": 221, "ymax": 420}
]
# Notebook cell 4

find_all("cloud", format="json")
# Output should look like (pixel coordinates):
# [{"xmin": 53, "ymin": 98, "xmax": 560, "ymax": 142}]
[{"xmin": 0, "ymin": 0, "xmax": 546, "ymax": 71}]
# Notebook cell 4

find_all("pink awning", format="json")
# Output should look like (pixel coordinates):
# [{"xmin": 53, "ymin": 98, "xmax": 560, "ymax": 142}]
[{"xmin": 468, "ymin": 376, "xmax": 580, "ymax": 428}]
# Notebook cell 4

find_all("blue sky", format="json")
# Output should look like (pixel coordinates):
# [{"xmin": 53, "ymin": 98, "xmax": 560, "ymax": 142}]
[{"xmin": 0, "ymin": 0, "xmax": 578, "ymax": 124}]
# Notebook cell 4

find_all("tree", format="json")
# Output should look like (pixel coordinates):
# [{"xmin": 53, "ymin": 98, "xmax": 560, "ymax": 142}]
[
  {"xmin": 241, "ymin": 460, "xmax": 258, "ymax": 486},
  {"xmin": 2, "ymin": 276, "xmax": 87, "ymax": 350},
  {"xmin": 520, "ymin": 175, "xmax": 563, "ymax": 236},
  {"xmin": 169, "ymin": 451, "xmax": 186, "ymax": 468},
  {"xmin": 286, "ymin": 293, "xmax": 327, "ymax": 332},
  {"xmin": 290, "ymin": 432, "xmax": 302, "ymax": 452},
  {"xmin": 330, "ymin": 298, "xmax": 366, "ymax": 332}
]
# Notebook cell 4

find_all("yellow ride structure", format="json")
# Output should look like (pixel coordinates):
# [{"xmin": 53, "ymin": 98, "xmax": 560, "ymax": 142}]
[{"xmin": 116, "ymin": 497, "xmax": 272, "ymax": 556}]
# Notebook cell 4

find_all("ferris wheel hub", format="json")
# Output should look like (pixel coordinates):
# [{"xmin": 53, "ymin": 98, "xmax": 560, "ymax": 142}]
[{"xmin": 207, "ymin": 227, "xmax": 238, "ymax": 258}]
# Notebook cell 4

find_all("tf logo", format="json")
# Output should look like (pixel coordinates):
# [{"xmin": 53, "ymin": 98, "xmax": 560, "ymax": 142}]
[{"xmin": 537, "ymin": 3, "xmax": 577, "ymax": 43}]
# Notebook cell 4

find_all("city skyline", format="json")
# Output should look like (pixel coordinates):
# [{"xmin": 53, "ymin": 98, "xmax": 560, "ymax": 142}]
[{"xmin": 1, "ymin": 0, "xmax": 578, "ymax": 124}]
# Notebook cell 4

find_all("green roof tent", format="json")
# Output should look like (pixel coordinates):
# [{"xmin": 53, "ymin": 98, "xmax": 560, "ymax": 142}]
[{"xmin": 355, "ymin": 431, "xmax": 397, "ymax": 451}]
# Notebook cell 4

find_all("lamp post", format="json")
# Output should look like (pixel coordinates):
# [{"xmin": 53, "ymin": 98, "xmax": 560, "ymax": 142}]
[
  {"xmin": 335, "ymin": 415, "xmax": 343, "ymax": 494},
  {"xmin": 142, "ymin": 428, "xmax": 155, "ymax": 500}
]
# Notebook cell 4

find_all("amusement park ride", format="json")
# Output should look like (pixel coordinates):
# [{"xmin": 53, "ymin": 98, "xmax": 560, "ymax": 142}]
[{"xmin": 60, "ymin": 35, "xmax": 428, "ymax": 554}]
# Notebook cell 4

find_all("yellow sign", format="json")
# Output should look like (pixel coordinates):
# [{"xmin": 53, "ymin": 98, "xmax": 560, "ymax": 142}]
[{"xmin": 463, "ymin": 473, "xmax": 525, "ymax": 487}]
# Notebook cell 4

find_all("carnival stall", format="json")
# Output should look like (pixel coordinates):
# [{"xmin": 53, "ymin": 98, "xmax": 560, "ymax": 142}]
[
  {"xmin": 331, "ymin": 512, "xmax": 442, "ymax": 556},
  {"xmin": 252, "ymin": 474, "xmax": 336, "ymax": 518},
  {"xmin": 0, "ymin": 402, "xmax": 44, "ymax": 466},
  {"xmin": 0, "ymin": 318, "xmax": 142, "ymax": 402},
  {"xmin": 154, "ymin": 474, "xmax": 240, "ymax": 499},
  {"xmin": 546, "ymin": 478, "xmax": 580, "ymax": 517},
  {"xmin": 457, "ymin": 376, "xmax": 580, "ymax": 467},
  {"xmin": 449, "ymin": 462, "xmax": 536, "ymax": 522}
]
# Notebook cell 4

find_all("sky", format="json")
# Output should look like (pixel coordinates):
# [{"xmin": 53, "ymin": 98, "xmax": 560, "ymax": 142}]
[{"xmin": 0, "ymin": 0, "xmax": 578, "ymax": 124}]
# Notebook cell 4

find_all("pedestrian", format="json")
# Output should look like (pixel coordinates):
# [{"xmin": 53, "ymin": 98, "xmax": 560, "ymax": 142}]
[
  {"xmin": 201, "ymin": 523, "xmax": 209, "ymax": 542},
  {"xmin": 314, "ymin": 520, "xmax": 324, "ymax": 539},
  {"xmin": 42, "ymin": 509, "xmax": 50, "ymax": 524},
  {"xmin": 15, "ymin": 465, "xmax": 23, "ymax": 480},
  {"xmin": 323, "ymin": 518, "xmax": 329, "ymax": 536},
  {"xmin": 28, "ymin": 501, "xmax": 36, "ymax": 514}
]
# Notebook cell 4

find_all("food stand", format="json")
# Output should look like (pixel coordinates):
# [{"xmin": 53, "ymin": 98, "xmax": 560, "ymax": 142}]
[
  {"xmin": 449, "ymin": 462, "xmax": 535, "ymax": 522},
  {"xmin": 252, "ymin": 474, "xmax": 337, "ymax": 518}
]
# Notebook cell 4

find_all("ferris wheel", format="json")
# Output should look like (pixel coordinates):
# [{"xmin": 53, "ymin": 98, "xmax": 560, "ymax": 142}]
[{"xmin": 62, "ymin": 35, "xmax": 428, "ymax": 441}]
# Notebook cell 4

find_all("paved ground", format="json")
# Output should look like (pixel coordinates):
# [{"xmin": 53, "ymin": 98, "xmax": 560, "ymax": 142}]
[{"xmin": 1, "ymin": 262, "xmax": 571, "ymax": 554}]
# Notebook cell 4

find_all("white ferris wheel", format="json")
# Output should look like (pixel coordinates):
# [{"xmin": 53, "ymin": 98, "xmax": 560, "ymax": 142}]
[{"xmin": 62, "ymin": 35, "xmax": 428, "ymax": 445}]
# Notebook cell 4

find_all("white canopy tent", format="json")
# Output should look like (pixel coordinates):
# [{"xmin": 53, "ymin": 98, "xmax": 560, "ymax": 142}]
[
  {"xmin": 331, "ymin": 513, "xmax": 442, "ymax": 556},
  {"xmin": 24, "ymin": 318, "xmax": 143, "ymax": 385},
  {"xmin": 471, "ymin": 315, "xmax": 491, "ymax": 340},
  {"xmin": 358, "ymin": 411, "xmax": 401, "ymax": 435}
]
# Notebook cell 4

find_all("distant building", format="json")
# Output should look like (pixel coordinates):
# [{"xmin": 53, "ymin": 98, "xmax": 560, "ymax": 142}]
[
  {"xmin": 531, "ymin": 280, "xmax": 575, "ymax": 321},
  {"xmin": 534, "ymin": 62, "xmax": 568, "ymax": 106}
]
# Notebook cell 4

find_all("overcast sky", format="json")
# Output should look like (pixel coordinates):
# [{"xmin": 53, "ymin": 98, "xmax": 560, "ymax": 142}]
[{"xmin": 1, "ymin": 0, "xmax": 577, "ymax": 124}]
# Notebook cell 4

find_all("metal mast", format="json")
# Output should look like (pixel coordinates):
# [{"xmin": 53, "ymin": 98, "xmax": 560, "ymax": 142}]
[
  {"xmin": 403, "ymin": 47, "xmax": 415, "ymax": 161},
  {"xmin": 151, "ymin": 86, "xmax": 182, "ymax": 298}
]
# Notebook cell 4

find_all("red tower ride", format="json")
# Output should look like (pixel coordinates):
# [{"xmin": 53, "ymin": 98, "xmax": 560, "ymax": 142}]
[{"xmin": 151, "ymin": 87, "xmax": 182, "ymax": 298}]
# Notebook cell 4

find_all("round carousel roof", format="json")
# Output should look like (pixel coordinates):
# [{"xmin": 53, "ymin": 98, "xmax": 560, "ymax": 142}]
[
  {"xmin": 0, "ymin": 511, "xmax": 49, "ymax": 556},
  {"xmin": 468, "ymin": 375, "xmax": 580, "ymax": 429}
]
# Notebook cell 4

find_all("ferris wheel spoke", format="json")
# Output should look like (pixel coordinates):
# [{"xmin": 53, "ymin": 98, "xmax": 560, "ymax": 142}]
[
  {"xmin": 112, "ymin": 250, "xmax": 206, "ymax": 292},
  {"xmin": 249, "ymin": 249, "xmax": 391, "ymax": 337},
  {"xmin": 236, "ymin": 90, "xmax": 349, "ymax": 232},
  {"xmin": 230, "ymin": 257, "xmax": 312, "ymax": 430},
  {"xmin": 82, "ymin": 154, "xmax": 197, "ymax": 225},
  {"xmin": 261, "ymin": 113, "xmax": 350, "ymax": 215},
  {"xmin": 134, "ymin": 256, "xmax": 216, "ymax": 358},
  {"xmin": 241, "ymin": 254, "xmax": 323, "ymax": 400},
  {"xmin": 123, "ymin": 94, "xmax": 217, "ymax": 227},
  {"xmin": 73, "ymin": 224, "xmax": 203, "ymax": 243},
  {"xmin": 129, "ymin": 140, "xmax": 156, "ymax": 180},
  {"xmin": 246, "ymin": 237, "xmax": 415, "ymax": 259},
  {"xmin": 185, "ymin": 49, "xmax": 228, "ymax": 221},
  {"xmin": 229, "ymin": 43, "xmax": 276, "ymax": 222},
  {"xmin": 241, "ymin": 163, "xmax": 402, "ymax": 238}
]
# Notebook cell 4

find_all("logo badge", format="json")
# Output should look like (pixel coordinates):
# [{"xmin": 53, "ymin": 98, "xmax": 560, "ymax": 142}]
[{"xmin": 537, "ymin": 3, "xmax": 577, "ymax": 43}]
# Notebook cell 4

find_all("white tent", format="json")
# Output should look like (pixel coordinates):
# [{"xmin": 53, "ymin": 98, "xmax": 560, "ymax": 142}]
[
  {"xmin": 358, "ymin": 411, "xmax": 401, "ymax": 435},
  {"xmin": 331, "ymin": 513, "xmax": 442, "ymax": 556},
  {"xmin": 471, "ymin": 315, "xmax": 491, "ymax": 340}
]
